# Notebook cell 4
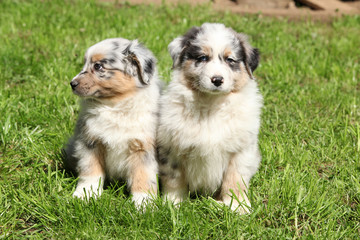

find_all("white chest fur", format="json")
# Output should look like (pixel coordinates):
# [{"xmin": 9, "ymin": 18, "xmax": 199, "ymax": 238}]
[
  {"xmin": 81, "ymin": 86, "xmax": 159, "ymax": 179},
  {"xmin": 159, "ymin": 79, "xmax": 262, "ymax": 193}
]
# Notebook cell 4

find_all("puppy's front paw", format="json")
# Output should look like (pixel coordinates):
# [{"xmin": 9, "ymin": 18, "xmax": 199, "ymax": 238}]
[
  {"xmin": 132, "ymin": 192, "xmax": 154, "ymax": 209},
  {"xmin": 72, "ymin": 176, "xmax": 104, "ymax": 200},
  {"xmin": 164, "ymin": 191, "xmax": 186, "ymax": 205},
  {"xmin": 72, "ymin": 189, "xmax": 86, "ymax": 199},
  {"xmin": 230, "ymin": 201, "xmax": 251, "ymax": 214},
  {"xmin": 222, "ymin": 197, "xmax": 251, "ymax": 214},
  {"xmin": 72, "ymin": 187, "xmax": 103, "ymax": 200}
]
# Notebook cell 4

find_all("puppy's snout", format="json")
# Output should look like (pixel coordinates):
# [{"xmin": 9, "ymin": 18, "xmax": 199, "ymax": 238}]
[
  {"xmin": 70, "ymin": 80, "xmax": 79, "ymax": 90},
  {"xmin": 211, "ymin": 76, "xmax": 224, "ymax": 87}
]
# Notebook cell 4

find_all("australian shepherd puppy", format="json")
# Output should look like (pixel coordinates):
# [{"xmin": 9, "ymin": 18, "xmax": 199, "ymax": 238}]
[
  {"xmin": 157, "ymin": 23, "xmax": 262, "ymax": 214},
  {"xmin": 65, "ymin": 38, "xmax": 160, "ymax": 207}
]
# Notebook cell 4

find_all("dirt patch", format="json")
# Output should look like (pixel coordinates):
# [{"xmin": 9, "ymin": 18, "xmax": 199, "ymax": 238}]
[
  {"xmin": 213, "ymin": 0, "xmax": 359, "ymax": 21},
  {"xmin": 102, "ymin": 0, "xmax": 360, "ymax": 21}
]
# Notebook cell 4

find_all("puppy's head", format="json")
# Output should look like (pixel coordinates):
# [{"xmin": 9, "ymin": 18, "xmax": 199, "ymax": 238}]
[
  {"xmin": 70, "ymin": 38, "xmax": 156, "ymax": 101},
  {"xmin": 168, "ymin": 23, "xmax": 259, "ymax": 94}
]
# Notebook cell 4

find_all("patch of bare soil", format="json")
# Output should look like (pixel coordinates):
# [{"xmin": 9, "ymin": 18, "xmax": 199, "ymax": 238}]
[
  {"xmin": 102, "ymin": 0, "xmax": 360, "ymax": 21},
  {"xmin": 214, "ymin": 0, "xmax": 359, "ymax": 21}
]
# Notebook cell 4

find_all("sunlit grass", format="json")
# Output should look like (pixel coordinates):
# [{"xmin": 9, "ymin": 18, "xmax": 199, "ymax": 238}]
[{"xmin": 0, "ymin": 0, "xmax": 359, "ymax": 238}]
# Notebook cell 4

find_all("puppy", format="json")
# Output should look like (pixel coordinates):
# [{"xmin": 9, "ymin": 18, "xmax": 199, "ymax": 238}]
[
  {"xmin": 157, "ymin": 23, "xmax": 262, "ymax": 214},
  {"xmin": 65, "ymin": 38, "xmax": 160, "ymax": 207}
]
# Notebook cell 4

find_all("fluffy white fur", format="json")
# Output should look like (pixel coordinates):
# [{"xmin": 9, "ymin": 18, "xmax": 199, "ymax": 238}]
[
  {"xmin": 65, "ymin": 38, "xmax": 160, "ymax": 208},
  {"xmin": 157, "ymin": 23, "xmax": 262, "ymax": 214}
]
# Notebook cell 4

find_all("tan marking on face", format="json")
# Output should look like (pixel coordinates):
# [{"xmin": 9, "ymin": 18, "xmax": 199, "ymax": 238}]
[
  {"xmin": 223, "ymin": 47, "xmax": 232, "ymax": 59},
  {"xmin": 80, "ymin": 142, "xmax": 106, "ymax": 177},
  {"xmin": 181, "ymin": 60, "xmax": 199, "ymax": 91},
  {"xmin": 183, "ymin": 59, "xmax": 193, "ymax": 72},
  {"xmin": 72, "ymin": 69, "xmax": 137, "ymax": 103},
  {"xmin": 97, "ymin": 71, "xmax": 137, "ymax": 101},
  {"xmin": 91, "ymin": 53, "xmax": 105, "ymax": 63},
  {"xmin": 231, "ymin": 64, "xmax": 250, "ymax": 93},
  {"xmin": 72, "ymin": 72, "xmax": 97, "ymax": 96},
  {"xmin": 201, "ymin": 45, "xmax": 212, "ymax": 57}
]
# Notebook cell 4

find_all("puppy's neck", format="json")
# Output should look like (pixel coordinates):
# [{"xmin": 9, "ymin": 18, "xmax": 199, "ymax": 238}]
[
  {"xmin": 82, "ymin": 91, "xmax": 136, "ymax": 108},
  {"xmin": 187, "ymin": 91, "xmax": 230, "ymax": 114},
  {"xmin": 196, "ymin": 90, "xmax": 227, "ymax": 101}
]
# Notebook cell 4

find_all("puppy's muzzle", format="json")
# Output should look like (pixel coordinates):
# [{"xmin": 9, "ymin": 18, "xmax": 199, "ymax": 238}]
[
  {"xmin": 70, "ymin": 80, "xmax": 79, "ymax": 90},
  {"xmin": 211, "ymin": 76, "xmax": 224, "ymax": 87}
]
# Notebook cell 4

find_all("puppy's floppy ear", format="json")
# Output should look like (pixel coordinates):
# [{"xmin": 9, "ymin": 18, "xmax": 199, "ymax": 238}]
[
  {"xmin": 248, "ymin": 48, "xmax": 260, "ymax": 72},
  {"xmin": 236, "ymin": 33, "xmax": 260, "ymax": 77},
  {"xmin": 168, "ymin": 26, "xmax": 201, "ymax": 68},
  {"xmin": 168, "ymin": 37, "xmax": 184, "ymax": 68},
  {"xmin": 123, "ymin": 40, "xmax": 156, "ymax": 85}
]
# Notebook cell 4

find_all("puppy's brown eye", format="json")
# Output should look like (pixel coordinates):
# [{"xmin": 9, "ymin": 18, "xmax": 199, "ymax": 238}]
[
  {"xmin": 226, "ymin": 57, "xmax": 236, "ymax": 65},
  {"xmin": 94, "ymin": 63, "xmax": 103, "ymax": 71}
]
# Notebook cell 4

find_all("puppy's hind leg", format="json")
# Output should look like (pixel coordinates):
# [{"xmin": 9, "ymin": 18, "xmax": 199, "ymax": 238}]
[
  {"xmin": 71, "ymin": 140, "xmax": 106, "ymax": 200},
  {"xmin": 127, "ymin": 139, "xmax": 158, "ymax": 208},
  {"xmin": 158, "ymin": 160, "xmax": 188, "ymax": 205},
  {"xmin": 161, "ymin": 171, "xmax": 188, "ymax": 205}
]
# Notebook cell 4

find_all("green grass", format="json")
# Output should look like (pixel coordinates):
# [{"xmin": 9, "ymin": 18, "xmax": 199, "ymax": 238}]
[{"xmin": 1, "ymin": 0, "xmax": 359, "ymax": 238}]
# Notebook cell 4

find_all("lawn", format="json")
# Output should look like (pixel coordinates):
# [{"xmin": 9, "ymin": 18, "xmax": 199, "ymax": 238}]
[{"xmin": 0, "ymin": 0, "xmax": 359, "ymax": 239}]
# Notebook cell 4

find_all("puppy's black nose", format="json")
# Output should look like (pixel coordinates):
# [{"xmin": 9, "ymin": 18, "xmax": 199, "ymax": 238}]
[
  {"xmin": 211, "ymin": 76, "xmax": 224, "ymax": 87},
  {"xmin": 70, "ymin": 81, "xmax": 79, "ymax": 90}
]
